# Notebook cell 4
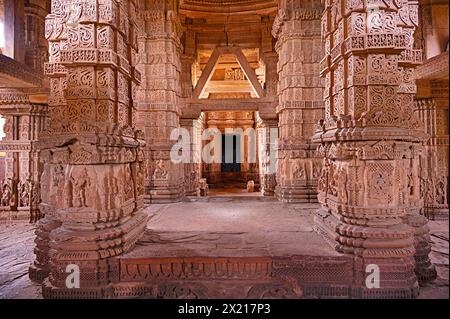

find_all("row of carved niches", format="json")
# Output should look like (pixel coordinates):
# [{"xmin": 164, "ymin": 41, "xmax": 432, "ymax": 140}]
[
  {"xmin": 40, "ymin": 163, "xmax": 144, "ymax": 216},
  {"xmin": 0, "ymin": 178, "xmax": 38, "ymax": 208},
  {"xmin": 0, "ymin": 115, "xmax": 45, "ymax": 141}
]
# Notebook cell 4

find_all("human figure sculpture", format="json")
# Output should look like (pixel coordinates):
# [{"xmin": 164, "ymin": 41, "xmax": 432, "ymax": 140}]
[
  {"xmin": 19, "ymin": 181, "xmax": 30, "ymax": 207},
  {"xmin": 247, "ymin": 180, "xmax": 255, "ymax": 192},
  {"xmin": 153, "ymin": 159, "xmax": 168, "ymax": 180},
  {"xmin": 436, "ymin": 181, "xmax": 446, "ymax": 205},
  {"xmin": 1, "ymin": 181, "xmax": 13, "ymax": 207},
  {"xmin": 71, "ymin": 169, "xmax": 90, "ymax": 208}
]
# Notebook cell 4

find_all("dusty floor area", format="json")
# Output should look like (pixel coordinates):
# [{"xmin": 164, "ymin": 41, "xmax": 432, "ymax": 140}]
[
  {"xmin": 0, "ymin": 200, "xmax": 448, "ymax": 299},
  {"xmin": 0, "ymin": 223, "xmax": 41, "ymax": 299}
]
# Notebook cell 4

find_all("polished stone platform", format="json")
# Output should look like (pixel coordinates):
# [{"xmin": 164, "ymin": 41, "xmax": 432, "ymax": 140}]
[
  {"xmin": 0, "ymin": 200, "xmax": 448, "ymax": 299},
  {"xmin": 111, "ymin": 201, "xmax": 353, "ymax": 298}
]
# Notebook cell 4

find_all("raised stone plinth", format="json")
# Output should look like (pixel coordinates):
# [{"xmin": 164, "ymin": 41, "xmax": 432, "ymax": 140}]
[{"xmin": 108, "ymin": 200, "xmax": 353, "ymax": 298}]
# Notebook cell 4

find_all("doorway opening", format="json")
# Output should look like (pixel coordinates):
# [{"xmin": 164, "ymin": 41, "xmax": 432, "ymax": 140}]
[
  {"xmin": 201, "ymin": 111, "xmax": 260, "ymax": 197},
  {"xmin": 221, "ymin": 134, "xmax": 241, "ymax": 173}
]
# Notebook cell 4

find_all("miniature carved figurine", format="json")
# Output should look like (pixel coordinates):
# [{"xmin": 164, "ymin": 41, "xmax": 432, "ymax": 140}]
[
  {"xmin": 337, "ymin": 168, "xmax": 348, "ymax": 204},
  {"xmin": 136, "ymin": 163, "xmax": 145, "ymax": 196},
  {"xmin": 31, "ymin": 182, "xmax": 40, "ymax": 207},
  {"xmin": 198, "ymin": 178, "xmax": 209, "ymax": 197},
  {"xmin": 1, "ymin": 181, "xmax": 13, "ymax": 207},
  {"xmin": 71, "ymin": 168, "xmax": 90, "ymax": 208},
  {"xmin": 247, "ymin": 180, "xmax": 255, "ymax": 192},
  {"xmin": 292, "ymin": 162, "xmax": 305, "ymax": 180},
  {"xmin": 312, "ymin": 163, "xmax": 321, "ymax": 179},
  {"xmin": 19, "ymin": 181, "xmax": 30, "ymax": 207},
  {"xmin": 153, "ymin": 159, "xmax": 168, "ymax": 180},
  {"xmin": 52, "ymin": 164, "xmax": 64, "ymax": 187},
  {"xmin": 436, "ymin": 181, "xmax": 446, "ymax": 205},
  {"xmin": 407, "ymin": 172, "xmax": 414, "ymax": 196}
]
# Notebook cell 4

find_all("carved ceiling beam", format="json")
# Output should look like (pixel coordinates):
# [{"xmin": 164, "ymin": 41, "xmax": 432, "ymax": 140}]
[
  {"xmin": 230, "ymin": 46, "xmax": 265, "ymax": 98},
  {"xmin": 192, "ymin": 46, "xmax": 222, "ymax": 98},
  {"xmin": 187, "ymin": 97, "xmax": 274, "ymax": 112}
]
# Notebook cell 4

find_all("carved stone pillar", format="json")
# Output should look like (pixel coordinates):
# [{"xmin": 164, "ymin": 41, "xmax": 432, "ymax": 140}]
[
  {"xmin": 272, "ymin": 0, "xmax": 325, "ymax": 203},
  {"xmin": 313, "ymin": 0, "xmax": 435, "ymax": 297},
  {"xmin": 24, "ymin": 0, "xmax": 50, "ymax": 72},
  {"xmin": 29, "ymin": 0, "xmax": 148, "ymax": 298},
  {"xmin": 136, "ymin": 0, "xmax": 184, "ymax": 203},
  {"xmin": 256, "ymin": 114, "xmax": 277, "ymax": 196},
  {"xmin": 415, "ymin": 79, "xmax": 449, "ymax": 220}
]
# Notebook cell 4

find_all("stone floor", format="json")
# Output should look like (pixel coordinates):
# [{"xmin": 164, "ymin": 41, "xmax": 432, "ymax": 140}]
[
  {"xmin": 126, "ymin": 200, "xmax": 339, "ymax": 259},
  {"xmin": 0, "ymin": 199, "xmax": 448, "ymax": 299},
  {"xmin": 0, "ymin": 223, "xmax": 41, "ymax": 299}
]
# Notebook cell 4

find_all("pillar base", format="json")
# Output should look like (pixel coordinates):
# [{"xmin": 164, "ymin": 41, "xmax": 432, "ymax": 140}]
[
  {"xmin": 275, "ymin": 186, "xmax": 318, "ymax": 203},
  {"xmin": 314, "ymin": 208, "xmax": 421, "ymax": 298},
  {"xmin": 404, "ymin": 213, "xmax": 438, "ymax": 283},
  {"xmin": 29, "ymin": 218, "xmax": 61, "ymax": 282},
  {"xmin": 145, "ymin": 186, "xmax": 184, "ymax": 204},
  {"xmin": 42, "ymin": 278, "xmax": 115, "ymax": 299}
]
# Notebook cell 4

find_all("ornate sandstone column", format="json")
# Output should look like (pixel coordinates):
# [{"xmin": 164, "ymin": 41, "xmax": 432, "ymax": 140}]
[
  {"xmin": 136, "ymin": 0, "xmax": 184, "ymax": 203},
  {"xmin": 24, "ymin": 0, "xmax": 50, "ymax": 72},
  {"xmin": 313, "ymin": 0, "xmax": 435, "ymax": 297},
  {"xmin": 272, "ymin": 0, "xmax": 325, "ymax": 203},
  {"xmin": 29, "ymin": 0, "xmax": 148, "ymax": 298}
]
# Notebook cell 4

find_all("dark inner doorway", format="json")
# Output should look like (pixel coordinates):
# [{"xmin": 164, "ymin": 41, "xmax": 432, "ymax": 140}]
[{"xmin": 221, "ymin": 134, "xmax": 240, "ymax": 172}]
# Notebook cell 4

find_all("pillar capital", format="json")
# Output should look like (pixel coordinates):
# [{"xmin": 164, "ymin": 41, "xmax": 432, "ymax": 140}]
[{"xmin": 272, "ymin": 0, "xmax": 322, "ymax": 39}]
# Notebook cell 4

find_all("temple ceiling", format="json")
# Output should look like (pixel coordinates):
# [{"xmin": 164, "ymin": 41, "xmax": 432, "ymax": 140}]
[
  {"xmin": 179, "ymin": 1, "xmax": 274, "ymax": 98},
  {"xmin": 180, "ymin": 0, "xmax": 278, "ymax": 16}
]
